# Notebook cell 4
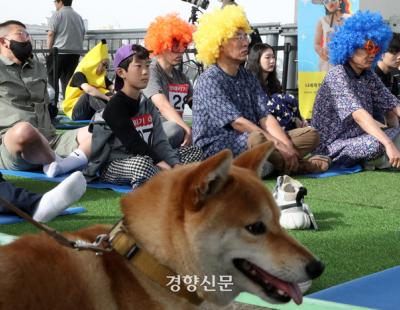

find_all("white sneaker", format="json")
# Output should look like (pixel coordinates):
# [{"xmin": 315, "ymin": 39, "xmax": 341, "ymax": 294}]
[{"xmin": 273, "ymin": 175, "xmax": 318, "ymax": 230}]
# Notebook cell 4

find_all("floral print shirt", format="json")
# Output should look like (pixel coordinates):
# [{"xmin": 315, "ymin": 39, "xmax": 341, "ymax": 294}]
[{"xmin": 311, "ymin": 63, "xmax": 400, "ymax": 166}]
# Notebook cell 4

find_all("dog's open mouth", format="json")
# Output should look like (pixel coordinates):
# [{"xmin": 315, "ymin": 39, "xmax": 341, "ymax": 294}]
[{"xmin": 233, "ymin": 258, "xmax": 303, "ymax": 305}]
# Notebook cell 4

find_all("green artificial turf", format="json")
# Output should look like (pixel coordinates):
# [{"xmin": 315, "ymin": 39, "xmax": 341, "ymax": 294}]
[{"xmin": 1, "ymin": 171, "xmax": 399, "ymax": 295}]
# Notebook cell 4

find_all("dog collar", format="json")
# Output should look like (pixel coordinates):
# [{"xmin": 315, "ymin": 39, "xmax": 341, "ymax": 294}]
[{"xmin": 108, "ymin": 219, "xmax": 203, "ymax": 305}]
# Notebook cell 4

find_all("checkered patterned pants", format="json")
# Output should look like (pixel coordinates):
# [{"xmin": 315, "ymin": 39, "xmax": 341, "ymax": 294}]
[{"xmin": 100, "ymin": 146, "xmax": 203, "ymax": 189}]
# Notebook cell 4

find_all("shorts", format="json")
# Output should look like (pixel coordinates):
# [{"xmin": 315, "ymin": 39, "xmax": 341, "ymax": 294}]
[{"xmin": 0, "ymin": 129, "xmax": 79, "ymax": 171}]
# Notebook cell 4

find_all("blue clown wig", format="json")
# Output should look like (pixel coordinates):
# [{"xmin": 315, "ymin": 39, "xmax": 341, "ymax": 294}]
[{"xmin": 328, "ymin": 11, "xmax": 392, "ymax": 65}]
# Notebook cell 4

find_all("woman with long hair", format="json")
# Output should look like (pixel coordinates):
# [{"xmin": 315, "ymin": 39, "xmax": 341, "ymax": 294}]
[
  {"xmin": 246, "ymin": 43, "xmax": 305, "ymax": 131},
  {"xmin": 245, "ymin": 43, "xmax": 330, "ymax": 172}
]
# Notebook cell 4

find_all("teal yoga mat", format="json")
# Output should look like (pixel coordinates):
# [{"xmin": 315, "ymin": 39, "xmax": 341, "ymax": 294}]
[{"xmin": 0, "ymin": 206, "xmax": 86, "ymax": 224}]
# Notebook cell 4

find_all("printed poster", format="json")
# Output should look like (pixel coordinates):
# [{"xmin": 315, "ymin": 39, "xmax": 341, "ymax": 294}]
[{"xmin": 298, "ymin": 0, "xmax": 359, "ymax": 119}]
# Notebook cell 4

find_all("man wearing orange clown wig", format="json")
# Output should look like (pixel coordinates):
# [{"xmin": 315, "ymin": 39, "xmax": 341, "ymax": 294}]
[{"xmin": 143, "ymin": 14, "xmax": 195, "ymax": 148}]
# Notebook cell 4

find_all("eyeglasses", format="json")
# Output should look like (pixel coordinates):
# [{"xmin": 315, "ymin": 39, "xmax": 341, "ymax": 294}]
[
  {"xmin": 364, "ymin": 39, "xmax": 380, "ymax": 56},
  {"xmin": 8, "ymin": 30, "xmax": 30, "ymax": 40},
  {"xmin": 231, "ymin": 33, "xmax": 250, "ymax": 42}
]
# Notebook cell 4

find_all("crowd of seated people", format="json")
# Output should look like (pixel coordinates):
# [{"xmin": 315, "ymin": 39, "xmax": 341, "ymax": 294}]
[{"xmin": 1, "ymin": 4, "xmax": 400, "ymax": 222}]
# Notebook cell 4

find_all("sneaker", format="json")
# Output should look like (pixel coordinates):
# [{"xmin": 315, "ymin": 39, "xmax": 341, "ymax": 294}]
[
  {"xmin": 364, "ymin": 154, "xmax": 391, "ymax": 170},
  {"xmin": 273, "ymin": 175, "xmax": 318, "ymax": 230}
]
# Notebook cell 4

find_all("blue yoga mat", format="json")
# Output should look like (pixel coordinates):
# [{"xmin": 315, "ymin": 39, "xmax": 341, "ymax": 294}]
[
  {"xmin": 55, "ymin": 123, "xmax": 88, "ymax": 129},
  {"xmin": 304, "ymin": 165, "xmax": 363, "ymax": 178},
  {"xmin": 54, "ymin": 115, "xmax": 90, "ymax": 129},
  {"xmin": 309, "ymin": 266, "xmax": 400, "ymax": 310},
  {"xmin": 0, "ymin": 170, "xmax": 131, "ymax": 194},
  {"xmin": 0, "ymin": 206, "xmax": 86, "ymax": 225}
]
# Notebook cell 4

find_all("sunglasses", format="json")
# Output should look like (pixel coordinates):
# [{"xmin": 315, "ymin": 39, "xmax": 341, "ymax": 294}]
[{"xmin": 364, "ymin": 39, "xmax": 380, "ymax": 56}]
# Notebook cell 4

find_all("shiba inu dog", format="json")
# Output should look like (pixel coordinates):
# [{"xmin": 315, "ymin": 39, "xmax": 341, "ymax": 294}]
[{"xmin": 0, "ymin": 142, "xmax": 323, "ymax": 309}]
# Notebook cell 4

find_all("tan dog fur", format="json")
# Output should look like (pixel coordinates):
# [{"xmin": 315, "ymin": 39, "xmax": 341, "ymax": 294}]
[{"xmin": 0, "ymin": 142, "xmax": 323, "ymax": 309}]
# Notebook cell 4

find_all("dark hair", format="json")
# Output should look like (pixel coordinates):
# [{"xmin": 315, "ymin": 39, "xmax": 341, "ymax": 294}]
[
  {"xmin": 118, "ymin": 44, "xmax": 150, "ymax": 70},
  {"xmin": 324, "ymin": 0, "xmax": 350, "ymax": 15},
  {"xmin": 387, "ymin": 33, "xmax": 400, "ymax": 54},
  {"xmin": 0, "ymin": 20, "xmax": 26, "ymax": 29},
  {"xmin": 246, "ymin": 43, "xmax": 282, "ymax": 96},
  {"xmin": 58, "ymin": 0, "xmax": 73, "ymax": 6}
]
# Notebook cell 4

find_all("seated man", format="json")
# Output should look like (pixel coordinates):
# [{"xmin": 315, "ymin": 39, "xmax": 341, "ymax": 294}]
[
  {"xmin": 143, "ymin": 14, "xmax": 194, "ymax": 148},
  {"xmin": 374, "ymin": 33, "xmax": 400, "ymax": 125},
  {"xmin": 376, "ymin": 33, "xmax": 400, "ymax": 98},
  {"xmin": 311, "ymin": 11, "xmax": 400, "ymax": 169},
  {"xmin": 0, "ymin": 171, "xmax": 86, "ymax": 222},
  {"xmin": 192, "ymin": 6, "xmax": 324, "ymax": 176},
  {"xmin": 0, "ymin": 20, "xmax": 91, "ymax": 177},
  {"xmin": 63, "ymin": 40, "xmax": 113, "ymax": 120}
]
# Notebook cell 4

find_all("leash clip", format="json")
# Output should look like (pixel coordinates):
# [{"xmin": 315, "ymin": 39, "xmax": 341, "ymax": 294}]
[{"xmin": 73, "ymin": 234, "xmax": 113, "ymax": 255}]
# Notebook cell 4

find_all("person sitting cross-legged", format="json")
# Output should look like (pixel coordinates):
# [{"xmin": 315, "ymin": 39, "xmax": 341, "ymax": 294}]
[
  {"xmin": 373, "ymin": 32, "xmax": 400, "ymax": 125},
  {"xmin": 192, "ymin": 5, "xmax": 325, "ymax": 176},
  {"xmin": 0, "ymin": 20, "xmax": 92, "ymax": 178},
  {"xmin": 311, "ymin": 11, "xmax": 400, "ymax": 170},
  {"xmin": 143, "ymin": 14, "xmax": 194, "ymax": 148},
  {"xmin": 84, "ymin": 44, "xmax": 202, "ymax": 189},
  {"xmin": 63, "ymin": 40, "xmax": 114, "ymax": 121}
]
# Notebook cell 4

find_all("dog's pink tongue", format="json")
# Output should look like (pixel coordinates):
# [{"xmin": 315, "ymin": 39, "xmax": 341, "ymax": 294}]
[{"xmin": 255, "ymin": 266, "xmax": 303, "ymax": 305}]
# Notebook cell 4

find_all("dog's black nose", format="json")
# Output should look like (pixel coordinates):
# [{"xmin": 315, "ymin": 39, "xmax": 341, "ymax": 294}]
[{"xmin": 306, "ymin": 260, "xmax": 325, "ymax": 279}]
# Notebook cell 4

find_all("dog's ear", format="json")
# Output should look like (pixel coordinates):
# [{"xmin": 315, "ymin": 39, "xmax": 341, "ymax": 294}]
[
  {"xmin": 233, "ymin": 141, "xmax": 275, "ymax": 177},
  {"xmin": 186, "ymin": 149, "xmax": 232, "ymax": 211}
]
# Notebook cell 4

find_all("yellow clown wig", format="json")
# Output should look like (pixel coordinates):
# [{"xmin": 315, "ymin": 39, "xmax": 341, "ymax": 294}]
[
  {"xmin": 63, "ymin": 40, "xmax": 109, "ymax": 118},
  {"xmin": 144, "ymin": 13, "xmax": 194, "ymax": 56},
  {"xmin": 193, "ymin": 5, "xmax": 251, "ymax": 66}
]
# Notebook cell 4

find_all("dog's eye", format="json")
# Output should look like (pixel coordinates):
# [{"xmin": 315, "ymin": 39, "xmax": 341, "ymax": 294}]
[{"xmin": 245, "ymin": 222, "xmax": 266, "ymax": 235}]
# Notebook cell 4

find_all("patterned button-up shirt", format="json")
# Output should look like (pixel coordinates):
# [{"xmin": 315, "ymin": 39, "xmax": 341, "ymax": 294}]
[
  {"xmin": 193, "ymin": 65, "xmax": 270, "ymax": 158},
  {"xmin": 311, "ymin": 63, "xmax": 400, "ymax": 165}
]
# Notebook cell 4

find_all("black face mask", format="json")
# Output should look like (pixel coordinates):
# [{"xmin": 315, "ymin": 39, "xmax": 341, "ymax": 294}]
[{"xmin": 8, "ymin": 40, "xmax": 33, "ymax": 63}]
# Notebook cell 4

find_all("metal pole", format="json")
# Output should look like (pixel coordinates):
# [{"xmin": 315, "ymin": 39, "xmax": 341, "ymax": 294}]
[
  {"xmin": 264, "ymin": 34, "xmax": 279, "ymax": 47},
  {"xmin": 52, "ymin": 47, "xmax": 59, "ymax": 107},
  {"xmin": 282, "ymin": 42, "xmax": 291, "ymax": 93},
  {"xmin": 281, "ymin": 24, "xmax": 297, "ymax": 95}
]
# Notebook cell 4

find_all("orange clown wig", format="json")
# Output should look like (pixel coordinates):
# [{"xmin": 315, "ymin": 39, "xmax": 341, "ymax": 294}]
[
  {"xmin": 144, "ymin": 13, "xmax": 194, "ymax": 56},
  {"xmin": 193, "ymin": 5, "xmax": 251, "ymax": 66}
]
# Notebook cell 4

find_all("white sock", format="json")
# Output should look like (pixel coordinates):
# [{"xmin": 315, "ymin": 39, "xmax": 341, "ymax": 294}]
[
  {"xmin": 33, "ymin": 171, "xmax": 86, "ymax": 222},
  {"xmin": 43, "ymin": 149, "xmax": 88, "ymax": 178}
]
